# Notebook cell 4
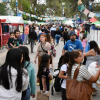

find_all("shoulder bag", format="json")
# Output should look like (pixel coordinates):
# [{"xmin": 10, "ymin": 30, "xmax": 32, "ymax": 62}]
[
  {"xmin": 66, "ymin": 66, "xmax": 94, "ymax": 100},
  {"xmin": 41, "ymin": 43, "xmax": 52, "ymax": 64}
]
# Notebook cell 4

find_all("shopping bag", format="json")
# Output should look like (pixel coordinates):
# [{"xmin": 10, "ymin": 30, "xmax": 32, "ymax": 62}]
[{"xmin": 36, "ymin": 91, "xmax": 50, "ymax": 100}]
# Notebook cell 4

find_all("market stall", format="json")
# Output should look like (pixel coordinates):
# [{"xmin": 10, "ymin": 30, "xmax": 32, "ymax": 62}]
[
  {"xmin": 87, "ymin": 20, "xmax": 100, "ymax": 45},
  {"xmin": 0, "ymin": 16, "xmax": 24, "ymax": 47},
  {"xmin": 0, "ymin": 19, "xmax": 6, "ymax": 48}
]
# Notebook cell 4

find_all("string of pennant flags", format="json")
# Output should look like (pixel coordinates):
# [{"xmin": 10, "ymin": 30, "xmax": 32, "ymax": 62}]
[
  {"xmin": 78, "ymin": 3, "xmax": 96, "ymax": 18},
  {"xmin": 18, "ymin": 10, "xmax": 66, "ymax": 21}
]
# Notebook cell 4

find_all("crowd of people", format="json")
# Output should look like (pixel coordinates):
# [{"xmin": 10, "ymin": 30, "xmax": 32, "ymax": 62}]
[{"xmin": 0, "ymin": 23, "xmax": 100, "ymax": 100}]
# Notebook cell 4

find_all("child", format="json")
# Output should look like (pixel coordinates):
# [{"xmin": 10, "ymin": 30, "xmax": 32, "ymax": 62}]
[
  {"xmin": 59, "ymin": 52, "xmax": 70, "ymax": 100},
  {"xmin": 50, "ymin": 38, "xmax": 56, "ymax": 70},
  {"xmin": 37, "ymin": 54, "xmax": 52, "ymax": 93},
  {"xmin": 7, "ymin": 32, "xmax": 15, "ymax": 49},
  {"xmin": 82, "ymin": 35, "xmax": 88, "ymax": 53}
]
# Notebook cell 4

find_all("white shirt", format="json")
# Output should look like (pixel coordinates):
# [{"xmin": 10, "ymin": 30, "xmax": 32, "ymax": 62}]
[
  {"xmin": 88, "ymin": 62, "xmax": 100, "ymax": 84},
  {"xmin": 0, "ymin": 67, "xmax": 29, "ymax": 100},
  {"xmin": 60, "ymin": 64, "xmax": 68, "ymax": 89},
  {"xmin": 75, "ymin": 29, "xmax": 77, "ymax": 35}
]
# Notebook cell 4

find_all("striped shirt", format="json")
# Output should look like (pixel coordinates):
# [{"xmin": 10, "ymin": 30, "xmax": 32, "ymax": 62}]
[{"xmin": 71, "ymin": 64, "xmax": 92, "ymax": 82}]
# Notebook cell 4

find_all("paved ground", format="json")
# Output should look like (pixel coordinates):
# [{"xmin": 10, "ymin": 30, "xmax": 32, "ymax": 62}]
[{"xmin": 0, "ymin": 41, "xmax": 100, "ymax": 100}]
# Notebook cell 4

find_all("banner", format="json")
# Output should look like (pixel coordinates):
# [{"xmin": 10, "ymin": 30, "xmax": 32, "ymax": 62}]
[
  {"xmin": 17, "ymin": 10, "xmax": 66, "ymax": 21},
  {"xmin": 83, "ymin": 8, "xmax": 90, "ymax": 15},
  {"xmin": 89, "ymin": 12, "xmax": 95, "ymax": 18},
  {"xmin": 78, "ymin": 0, "xmax": 82, "ymax": 6},
  {"xmin": 78, "ymin": 4, "xmax": 85, "ymax": 12}
]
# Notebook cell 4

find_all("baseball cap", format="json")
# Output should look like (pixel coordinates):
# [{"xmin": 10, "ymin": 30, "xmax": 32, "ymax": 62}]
[{"xmin": 70, "ymin": 31, "xmax": 76, "ymax": 36}]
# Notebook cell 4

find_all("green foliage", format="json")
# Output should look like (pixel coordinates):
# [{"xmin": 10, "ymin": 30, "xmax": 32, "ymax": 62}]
[
  {"xmin": 0, "ymin": 3, "xmax": 6, "ymax": 15},
  {"xmin": 92, "ymin": 5, "xmax": 100, "ymax": 12},
  {"xmin": 10, "ymin": 0, "xmax": 16, "ymax": 10},
  {"xmin": 21, "ymin": 0, "xmax": 31, "ymax": 12},
  {"xmin": 10, "ymin": 0, "xmax": 99, "ymax": 20},
  {"xmin": 94, "ymin": 16, "xmax": 100, "ymax": 21}
]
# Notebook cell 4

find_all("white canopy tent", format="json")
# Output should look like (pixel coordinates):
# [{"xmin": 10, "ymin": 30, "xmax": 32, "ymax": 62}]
[
  {"xmin": 64, "ymin": 20, "xmax": 73, "ymax": 25},
  {"xmin": 0, "ymin": 16, "xmax": 11, "ymax": 23},
  {"xmin": 0, "ymin": 16, "xmax": 24, "ymax": 24},
  {"xmin": 64, "ymin": 20, "xmax": 74, "ymax": 27}
]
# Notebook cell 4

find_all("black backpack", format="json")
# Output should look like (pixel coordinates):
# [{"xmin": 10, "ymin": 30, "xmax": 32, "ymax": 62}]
[{"xmin": 54, "ymin": 67, "xmax": 67, "ymax": 92}]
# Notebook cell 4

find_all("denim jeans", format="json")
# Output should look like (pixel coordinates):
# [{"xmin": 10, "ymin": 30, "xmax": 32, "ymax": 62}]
[
  {"xmin": 24, "ymin": 34, "xmax": 28, "ymax": 44},
  {"xmin": 55, "ymin": 34, "xmax": 61, "ymax": 44},
  {"xmin": 30, "ymin": 39, "xmax": 35, "ymax": 52},
  {"xmin": 21, "ymin": 85, "xmax": 30, "ymax": 100}
]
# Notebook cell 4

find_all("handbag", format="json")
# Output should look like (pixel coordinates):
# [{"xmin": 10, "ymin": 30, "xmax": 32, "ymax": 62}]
[
  {"xmin": 41, "ymin": 43, "xmax": 52, "ymax": 64},
  {"xmin": 36, "ymin": 91, "xmax": 50, "ymax": 100},
  {"xmin": 66, "ymin": 66, "xmax": 94, "ymax": 100}
]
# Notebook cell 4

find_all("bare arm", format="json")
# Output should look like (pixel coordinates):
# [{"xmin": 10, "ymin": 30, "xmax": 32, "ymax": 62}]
[
  {"xmin": 84, "ymin": 49, "xmax": 96, "ymax": 57},
  {"xmin": 42, "ymin": 77, "xmax": 46, "ymax": 92},
  {"xmin": 46, "ymin": 42, "xmax": 51, "ymax": 55},
  {"xmin": 10, "ymin": 43, "xmax": 14, "ymax": 48},
  {"xmin": 62, "ymin": 49, "xmax": 65, "ymax": 56},
  {"xmin": 89, "ymin": 68, "xmax": 100, "ymax": 83},
  {"xmin": 59, "ymin": 71, "xmax": 68, "ymax": 79}
]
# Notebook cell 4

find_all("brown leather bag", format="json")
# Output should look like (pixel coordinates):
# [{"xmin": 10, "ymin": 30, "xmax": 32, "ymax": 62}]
[{"xmin": 66, "ymin": 66, "xmax": 94, "ymax": 100}]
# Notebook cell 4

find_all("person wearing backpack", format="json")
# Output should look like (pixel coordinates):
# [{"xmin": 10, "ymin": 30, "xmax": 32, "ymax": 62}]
[
  {"xmin": 19, "ymin": 46, "xmax": 36, "ymax": 100},
  {"xmin": 59, "ymin": 52, "xmax": 70, "ymax": 100}
]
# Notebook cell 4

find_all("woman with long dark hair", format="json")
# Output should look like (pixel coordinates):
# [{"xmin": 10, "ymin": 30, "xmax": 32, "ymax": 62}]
[
  {"xmin": 67, "ymin": 50, "xmax": 100, "ymax": 99},
  {"xmin": 59, "ymin": 52, "xmax": 70, "ymax": 100},
  {"xmin": 37, "ymin": 54, "xmax": 52, "ymax": 93},
  {"xmin": 0, "ymin": 48, "xmax": 29, "ymax": 100},
  {"xmin": 84, "ymin": 41, "xmax": 100, "ymax": 95},
  {"xmin": 84, "ymin": 41, "xmax": 100, "ymax": 69},
  {"xmin": 19, "ymin": 46, "xmax": 36, "ymax": 100}
]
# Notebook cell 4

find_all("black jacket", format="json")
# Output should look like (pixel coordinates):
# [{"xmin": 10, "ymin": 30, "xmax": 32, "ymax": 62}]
[
  {"xmin": 63, "ymin": 31, "xmax": 70, "ymax": 40},
  {"xmin": 29, "ymin": 30, "xmax": 37, "ymax": 40},
  {"xmin": 55, "ymin": 30, "xmax": 62, "ymax": 36}
]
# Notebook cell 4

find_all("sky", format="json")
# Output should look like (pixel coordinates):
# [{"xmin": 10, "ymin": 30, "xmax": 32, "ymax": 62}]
[
  {"xmin": 94, "ymin": 0, "xmax": 100, "ymax": 3},
  {"xmin": 37, "ymin": 0, "xmax": 46, "ymax": 4}
]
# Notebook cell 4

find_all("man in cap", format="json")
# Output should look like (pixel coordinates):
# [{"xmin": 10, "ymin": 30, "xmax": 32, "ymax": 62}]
[{"xmin": 62, "ymin": 31, "xmax": 83, "ymax": 55}]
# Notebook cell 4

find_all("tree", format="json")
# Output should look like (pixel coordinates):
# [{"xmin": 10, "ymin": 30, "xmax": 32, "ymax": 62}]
[{"xmin": 0, "ymin": 3, "xmax": 6, "ymax": 15}]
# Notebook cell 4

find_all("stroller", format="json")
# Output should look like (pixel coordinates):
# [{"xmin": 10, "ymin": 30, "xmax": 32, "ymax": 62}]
[{"xmin": 51, "ymin": 56, "xmax": 64, "ymax": 95}]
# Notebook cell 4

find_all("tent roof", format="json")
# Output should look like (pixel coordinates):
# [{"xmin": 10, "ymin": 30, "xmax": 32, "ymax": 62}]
[
  {"xmin": 92, "ymin": 21, "xmax": 100, "ymax": 24},
  {"xmin": 64, "ymin": 20, "xmax": 73, "ymax": 24},
  {"xmin": 0, "ymin": 16, "xmax": 24, "ymax": 24},
  {"xmin": 0, "ymin": 16, "xmax": 11, "ymax": 23},
  {"xmin": 24, "ymin": 20, "xmax": 28, "ymax": 24},
  {"xmin": 87, "ymin": 17, "xmax": 98, "ymax": 23}
]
